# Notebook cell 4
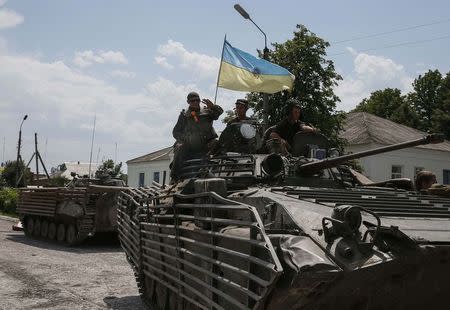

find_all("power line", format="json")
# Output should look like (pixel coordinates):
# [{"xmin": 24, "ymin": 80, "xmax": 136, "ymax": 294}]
[
  {"xmin": 331, "ymin": 18, "xmax": 450, "ymax": 44},
  {"xmin": 329, "ymin": 34, "xmax": 450, "ymax": 56}
]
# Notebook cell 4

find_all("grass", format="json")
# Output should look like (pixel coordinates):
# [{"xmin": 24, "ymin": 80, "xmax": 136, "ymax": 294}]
[{"xmin": 0, "ymin": 211, "xmax": 19, "ymax": 218}]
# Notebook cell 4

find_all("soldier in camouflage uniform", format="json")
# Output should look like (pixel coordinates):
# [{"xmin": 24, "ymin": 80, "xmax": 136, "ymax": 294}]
[
  {"xmin": 226, "ymin": 99, "xmax": 251, "ymax": 126},
  {"xmin": 170, "ymin": 91, "xmax": 223, "ymax": 181},
  {"xmin": 415, "ymin": 170, "xmax": 450, "ymax": 197}
]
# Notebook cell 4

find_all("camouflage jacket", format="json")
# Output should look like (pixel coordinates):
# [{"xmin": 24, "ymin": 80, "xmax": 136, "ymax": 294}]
[{"xmin": 172, "ymin": 104, "xmax": 223, "ymax": 149}]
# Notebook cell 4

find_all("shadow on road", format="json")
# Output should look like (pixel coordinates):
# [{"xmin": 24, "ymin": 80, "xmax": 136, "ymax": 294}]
[
  {"xmin": 103, "ymin": 295, "xmax": 145, "ymax": 310},
  {"xmin": 5, "ymin": 231, "xmax": 123, "ymax": 254}
]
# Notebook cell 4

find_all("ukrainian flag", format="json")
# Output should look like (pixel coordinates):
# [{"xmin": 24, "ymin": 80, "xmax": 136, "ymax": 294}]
[{"xmin": 218, "ymin": 40, "xmax": 295, "ymax": 94}]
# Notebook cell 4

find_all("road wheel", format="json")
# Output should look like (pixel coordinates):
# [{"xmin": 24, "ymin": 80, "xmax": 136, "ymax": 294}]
[
  {"xmin": 48, "ymin": 222, "xmax": 57, "ymax": 240},
  {"xmin": 40, "ymin": 220, "xmax": 49, "ymax": 238},
  {"xmin": 66, "ymin": 224, "xmax": 79, "ymax": 246},
  {"xmin": 56, "ymin": 223, "xmax": 66, "ymax": 242},
  {"xmin": 25, "ymin": 217, "xmax": 34, "ymax": 236},
  {"xmin": 33, "ymin": 219, "xmax": 41, "ymax": 236}
]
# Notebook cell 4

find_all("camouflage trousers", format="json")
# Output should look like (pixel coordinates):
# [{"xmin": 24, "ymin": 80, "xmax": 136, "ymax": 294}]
[{"xmin": 170, "ymin": 139, "xmax": 218, "ymax": 182}]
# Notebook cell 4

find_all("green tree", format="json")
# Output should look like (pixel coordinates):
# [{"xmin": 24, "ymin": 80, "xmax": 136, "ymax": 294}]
[
  {"xmin": 410, "ymin": 70, "xmax": 443, "ymax": 131},
  {"xmin": 390, "ymin": 101, "xmax": 421, "ymax": 128},
  {"xmin": 353, "ymin": 88, "xmax": 420, "ymax": 128},
  {"xmin": 354, "ymin": 88, "xmax": 404, "ymax": 118},
  {"xmin": 431, "ymin": 72, "xmax": 450, "ymax": 139},
  {"xmin": 0, "ymin": 188, "xmax": 19, "ymax": 214},
  {"xmin": 95, "ymin": 159, "xmax": 123, "ymax": 179},
  {"xmin": 0, "ymin": 160, "xmax": 32, "ymax": 187},
  {"xmin": 245, "ymin": 25, "xmax": 345, "ymax": 146}
]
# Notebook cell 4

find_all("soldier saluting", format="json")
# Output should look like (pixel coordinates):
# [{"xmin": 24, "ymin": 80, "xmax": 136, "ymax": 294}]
[{"xmin": 171, "ymin": 91, "xmax": 223, "ymax": 180}]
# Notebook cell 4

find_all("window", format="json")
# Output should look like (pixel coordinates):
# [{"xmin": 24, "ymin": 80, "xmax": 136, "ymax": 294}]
[
  {"xmin": 391, "ymin": 165, "xmax": 403, "ymax": 179},
  {"xmin": 444, "ymin": 170, "xmax": 450, "ymax": 185},
  {"xmin": 139, "ymin": 172, "xmax": 145, "ymax": 187},
  {"xmin": 414, "ymin": 167, "xmax": 424, "ymax": 176},
  {"xmin": 153, "ymin": 171, "xmax": 160, "ymax": 183}
]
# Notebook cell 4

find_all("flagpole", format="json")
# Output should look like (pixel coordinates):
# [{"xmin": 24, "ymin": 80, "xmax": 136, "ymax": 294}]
[{"xmin": 214, "ymin": 34, "xmax": 227, "ymax": 104}]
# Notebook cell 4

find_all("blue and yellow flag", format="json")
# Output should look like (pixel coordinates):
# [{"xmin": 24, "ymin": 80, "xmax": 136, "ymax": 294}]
[{"xmin": 218, "ymin": 40, "xmax": 295, "ymax": 94}]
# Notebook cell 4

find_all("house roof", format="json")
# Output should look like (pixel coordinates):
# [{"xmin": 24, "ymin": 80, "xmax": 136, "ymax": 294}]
[
  {"xmin": 341, "ymin": 112, "xmax": 450, "ymax": 152},
  {"xmin": 52, "ymin": 162, "xmax": 99, "ymax": 179},
  {"xmin": 127, "ymin": 146, "xmax": 173, "ymax": 164}
]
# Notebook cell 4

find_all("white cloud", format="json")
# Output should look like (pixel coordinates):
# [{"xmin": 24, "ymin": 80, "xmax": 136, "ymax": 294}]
[
  {"xmin": 0, "ymin": 6, "xmax": 24, "ymax": 29},
  {"xmin": 0, "ymin": 35, "xmax": 248, "ymax": 169},
  {"xmin": 73, "ymin": 50, "xmax": 128, "ymax": 67},
  {"xmin": 155, "ymin": 39, "xmax": 219, "ymax": 78},
  {"xmin": 154, "ymin": 56, "xmax": 173, "ymax": 69},
  {"xmin": 335, "ymin": 48, "xmax": 413, "ymax": 111},
  {"xmin": 0, "ymin": 48, "xmax": 204, "ymax": 168},
  {"xmin": 110, "ymin": 70, "xmax": 136, "ymax": 78}
]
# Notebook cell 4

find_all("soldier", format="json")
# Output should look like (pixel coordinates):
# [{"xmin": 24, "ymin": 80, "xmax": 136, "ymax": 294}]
[
  {"xmin": 415, "ymin": 170, "xmax": 450, "ymax": 197},
  {"xmin": 226, "ymin": 99, "xmax": 251, "ymax": 126},
  {"xmin": 171, "ymin": 91, "xmax": 223, "ymax": 181},
  {"xmin": 269, "ymin": 98, "xmax": 316, "ymax": 153}
]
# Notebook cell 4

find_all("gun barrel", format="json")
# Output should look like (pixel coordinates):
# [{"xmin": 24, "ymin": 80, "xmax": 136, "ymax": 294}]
[{"xmin": 297, "ymin": 134, "xmax": 444, "ymax": 174}]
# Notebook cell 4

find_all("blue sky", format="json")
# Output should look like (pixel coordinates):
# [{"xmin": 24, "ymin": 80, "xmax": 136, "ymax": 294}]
[{"xmin": 1, "ymin": 0, "xmax": 449, "ymax": 171}]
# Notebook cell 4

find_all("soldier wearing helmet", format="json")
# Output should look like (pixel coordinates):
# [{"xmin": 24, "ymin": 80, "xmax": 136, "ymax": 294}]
[
  {"xmin": 170, "ymin": 92, "xmax": 223, "ymax": 181},
  {"xmin": 269, "ymin": 98, "xmax": 316, "ymax": 152},
  {"xmin": 226, "ymin": 99, "xmax": 251, "ymax": 126}
]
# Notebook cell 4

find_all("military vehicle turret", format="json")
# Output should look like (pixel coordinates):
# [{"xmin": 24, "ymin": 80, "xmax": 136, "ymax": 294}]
[
  {"xmin": 18, "ymin": 175, "xmax": 125, "ymax": 245},
  {"xmin": 118, "ymin": 123, "xmax": 450, "ymax": 310}
]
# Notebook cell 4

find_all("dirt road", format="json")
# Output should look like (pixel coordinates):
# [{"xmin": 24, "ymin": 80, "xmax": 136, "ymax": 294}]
[{"xmin": 0, "ymin": 217, "xmax": 144, "ymax": 310}]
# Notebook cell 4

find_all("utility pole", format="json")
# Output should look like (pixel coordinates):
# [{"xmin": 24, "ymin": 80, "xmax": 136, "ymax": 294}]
[
  {"xmin": 15, "ymin": 115, "xmax": 28, "ymax": 187},
  {"xmin": 17, "ymin": 132, "xmax": 50, "ymax": 185},
  {"xmin": 35, "ymin": 133, "xmax": 39, "ymax": 181}
]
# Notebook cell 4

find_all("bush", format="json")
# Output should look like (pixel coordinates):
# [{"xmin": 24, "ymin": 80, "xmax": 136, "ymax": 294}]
[{"xmin": 0, "ymin": 187, "xmax": 19, "ymax": 214}]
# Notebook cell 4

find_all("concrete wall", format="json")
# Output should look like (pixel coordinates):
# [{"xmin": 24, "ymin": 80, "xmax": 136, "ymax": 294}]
[
  {"xmin": 345, "ymin": 143, "xmax": 450, "ymax": 184},
  {"xmin": 127, "ymin": 158, "xmax": 171, "ymax": 187}
]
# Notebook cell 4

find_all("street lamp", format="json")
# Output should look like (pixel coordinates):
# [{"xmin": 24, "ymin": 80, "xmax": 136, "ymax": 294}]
[
  {"xmin": 233, "ymin": 4, "xmax": 270, "ymax": 127},
  {"xmin": 15, "ymin": 114, "xmax": 28, "ymax": 187}
]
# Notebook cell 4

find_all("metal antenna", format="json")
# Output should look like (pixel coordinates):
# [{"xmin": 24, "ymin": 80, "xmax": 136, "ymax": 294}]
[{"xmin": 88, "ymin": 115, "xmax": 96, "ymax": 178}]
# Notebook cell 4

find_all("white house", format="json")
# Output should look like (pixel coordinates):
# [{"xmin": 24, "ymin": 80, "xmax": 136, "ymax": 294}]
[
  {"xmin": 341, "ymin": 112, "xmax": 450, "ymax": 184},
  {"xmin": 126, "ymin": 147, "xmax": 173, "ymax": 187},
  {"xmin": 126, "ymin": 112, "xmax": 450, "ymax": 186}
]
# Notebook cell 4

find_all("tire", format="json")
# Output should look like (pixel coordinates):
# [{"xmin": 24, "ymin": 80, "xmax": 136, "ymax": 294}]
[
  {"xmin": 66, "ymin": 224, "xmax": 79, "ymax": 246},
  {"xmin": 25, "ymin": 217, "xmax": 34, "ymax": 236},
  {"xmin": 33, "ymin": 219, "xmax": 41, "ymax": 236},
  {"xmin": 40, "ymin": 220, "xmax": 49, "ymax": 238},
  {"xmin": 48, "ymin": 222, "xmax": 57, "ymax": 240},
  {"xmin": 56, "ymin": 223, "xmax": 66, "ymax": 242}
]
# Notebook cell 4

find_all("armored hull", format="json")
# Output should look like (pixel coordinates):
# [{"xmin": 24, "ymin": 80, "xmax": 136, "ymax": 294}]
[
  {"xmin": 118, "ymin": 131, "xmax": 450, "ymax": 309},
  {"xmin": 18, "ymin": 184, "xmax": 121, "ymax": 245},
  {"xmin": 118, "ymin": 180, "xmax": 450, "ymax": 309}
]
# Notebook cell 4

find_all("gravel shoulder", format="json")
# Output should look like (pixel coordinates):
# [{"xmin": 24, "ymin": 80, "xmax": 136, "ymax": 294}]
[{"xmin": 0, "ymin": 218, "xmax": 144, "ymax": 310}]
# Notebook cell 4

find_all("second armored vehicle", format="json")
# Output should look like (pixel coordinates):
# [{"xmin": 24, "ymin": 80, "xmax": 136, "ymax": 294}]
[{"xmin": 18, "ymin": 176, "xmax": 125, "ymax": 245}]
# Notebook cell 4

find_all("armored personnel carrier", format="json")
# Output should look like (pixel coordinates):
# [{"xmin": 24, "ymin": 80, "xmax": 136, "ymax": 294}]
[
  {"xmin": 118, "ymin": 124, "xmax": 450, "ymax": 310},
  {"xmin": 17, "ymin": 175, "xmax": 125, "ymax": 245}
]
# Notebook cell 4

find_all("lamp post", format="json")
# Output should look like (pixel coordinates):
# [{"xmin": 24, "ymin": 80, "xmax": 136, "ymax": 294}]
[
  {"xmin": 15, "ymin": 114, "xmax": 28, "ymax": 187},
  {"xmin": 234, "ymin": 4, "xmax": 270, "ymax": 127}
]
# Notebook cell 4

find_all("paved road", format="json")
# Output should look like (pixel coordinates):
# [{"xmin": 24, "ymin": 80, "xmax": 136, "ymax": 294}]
[{"xmin": 0, "ymin": 218, "xmax": 145, "ymax": 310}]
